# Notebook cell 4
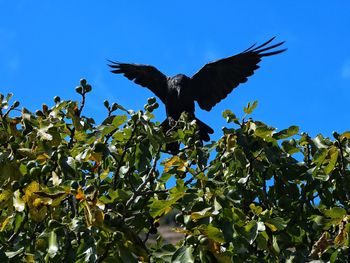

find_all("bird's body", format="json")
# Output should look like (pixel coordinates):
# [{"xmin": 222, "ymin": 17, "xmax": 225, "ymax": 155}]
[
  {"xmin": 165, "ymin": 74, "xmax": 194, "ymax": 119},
  {"xmin": 109, "ymin": 37, "xmax": 286, "ymax": 152}
]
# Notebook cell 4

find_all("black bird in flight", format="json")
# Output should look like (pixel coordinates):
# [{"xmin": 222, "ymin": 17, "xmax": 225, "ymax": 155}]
[{"xmin": 108, "ymin": 37, "xmax": 286, "ymax": 152}]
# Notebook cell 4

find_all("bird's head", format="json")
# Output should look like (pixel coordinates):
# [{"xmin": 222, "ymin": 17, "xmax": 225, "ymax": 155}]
[{"xmin": 171, "ymin": 74, "xmax": 190, "ymax": 86}]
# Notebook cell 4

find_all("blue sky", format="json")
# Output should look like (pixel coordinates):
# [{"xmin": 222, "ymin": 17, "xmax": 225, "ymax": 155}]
[{"xmin": 1, "ymin": 1, "xmax": 349, "ymax": 140}]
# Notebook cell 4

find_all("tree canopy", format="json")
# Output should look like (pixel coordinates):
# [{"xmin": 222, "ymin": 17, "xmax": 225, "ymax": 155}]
[{"xmin": 0, "ymin": 79, "xmax": 349, "ymax": 262}]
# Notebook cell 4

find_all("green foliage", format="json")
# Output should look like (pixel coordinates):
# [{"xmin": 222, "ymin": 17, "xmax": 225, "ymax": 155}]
[{"xmin": 0, "ymin": 80, "xmax": 349, "ymax": 262}]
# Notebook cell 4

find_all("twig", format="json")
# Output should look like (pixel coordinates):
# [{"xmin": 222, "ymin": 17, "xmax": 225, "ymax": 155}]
[
  {"xmin": 113, "ymin": 127, "xmax": 137, "ymax": 189},
  {"xmin": 125, "ymin": 148, "xmax": 160, "ymax": 208},
  {"xmin": 185, "ymin": 147, "xmax": 226, "ymax": 186},
  {"xmin": 67, "ymin": 91, "xmax": 86, "ymax": 149}
]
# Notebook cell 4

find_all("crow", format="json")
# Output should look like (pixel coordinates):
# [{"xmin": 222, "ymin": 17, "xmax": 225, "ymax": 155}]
[{"xmin": 108, "ymin": 37, "xmax": 286, "ymax": 152}]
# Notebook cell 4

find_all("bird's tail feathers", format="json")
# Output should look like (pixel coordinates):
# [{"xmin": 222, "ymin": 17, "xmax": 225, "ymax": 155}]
[
  {"xmin": 194, "ymin": 118, "xmax": 214, "ymax": 142},
  {"xmin": 160, "ymin": 117, "xmax": 213, "ymax": 153}
]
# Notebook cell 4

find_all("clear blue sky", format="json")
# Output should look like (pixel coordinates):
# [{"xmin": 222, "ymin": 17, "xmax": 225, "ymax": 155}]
[{"xmin": 1, "ymin": 1, "xmax": 349, "ymax": 140}]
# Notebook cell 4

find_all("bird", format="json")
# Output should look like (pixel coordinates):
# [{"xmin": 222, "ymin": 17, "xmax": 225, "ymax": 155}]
[{"xmin": 108, "ymin": 37, "xmax": 286, "ymax": 152}]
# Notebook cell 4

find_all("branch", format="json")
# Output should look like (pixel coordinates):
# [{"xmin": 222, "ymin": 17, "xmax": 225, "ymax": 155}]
[
  {"xmin": 113, "ymin": 126, "xmax": 137, "ymax": 189},
  {"xmin": 185, "ymin": 147, "xmax": 226, "ymax": 186},
  {"xmin": 125, "ymin": 148, "xmax": 160, "ymax": 208}
]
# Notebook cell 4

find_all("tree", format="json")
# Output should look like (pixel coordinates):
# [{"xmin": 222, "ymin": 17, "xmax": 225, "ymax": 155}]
[{"xmin": 0, "ymin": 79, "xmax": 349, "ymax": 262}]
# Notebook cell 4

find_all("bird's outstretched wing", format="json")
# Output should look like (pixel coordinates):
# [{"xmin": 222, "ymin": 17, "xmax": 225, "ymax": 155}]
[
  {"xmin": 108, "ymin": 61, "xmax": 168, "ymax": 103},
  {"xmin": 190, "ymin": 37, "xmax": 286, "ymax": 111}
]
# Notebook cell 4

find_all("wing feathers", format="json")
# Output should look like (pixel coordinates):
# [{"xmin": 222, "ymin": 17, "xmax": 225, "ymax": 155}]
[
  {"xmin": 108, "ymin": 61, "xmax": 168, "ymax": 103},
  {"xmin": 191, "ymin": 38, "xmax": 286, "ymax": 111}
]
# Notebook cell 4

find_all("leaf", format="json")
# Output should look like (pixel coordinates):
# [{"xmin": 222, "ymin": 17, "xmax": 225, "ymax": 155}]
[
  {"xmin": 13, "ymin": 190, "xmax": 25, "ymax": 212},
  {"xmin": 265, "ymin": 217, "xmax": 287, "ymax": 232},
  {"xmin": 6, "ymin": 92, "xmax": 13, "ymax": 102},
  {"xmin": 272, "ymin": 235, "xmax": 280, "ymax": 254},
  {"xmin": 324, "ymin": 147, "xmax": 339, "ymax": 174},
  {"xmin": 48, "ymin": 230, "xmax": 58, "ymax": 257},
  {"xmin": 0, "ymin": 190, "xmax": 12, "ymax": 209},
  {"xmin": 37, "ymin": 127, "xmax": 53, "ymax": 141},
  {"xmin": 149, "ymin": 199, "xmax": 173, "ymax": 218},
  {"xmin": 243, "ymin": 101, "xmax": 258, "ymax": 114},
  {"xmin": 323, "ymin": 207, "xmax": 346, "ymax": 219},
  {"xmin": 152, "ymin": 244, "xmax": 176, "ymax": 262},
  {"xmin": 238, "ymin": 174, "xmax": 250, "ymax": 184},
  {"xmin": 190, "ymin": 207, "xmax": 212, "ymax": 220},
  {"xmin": 24, "ymin": 181, "xmax": 40, "ymax": 202},
  {"xmin": 199, "ymin": 225, "xmax": 225, "ymax": 243},
  {"xmin": 222, "ymin": 110, "xmax": 238, "ymax": 123},
  {"xmin": 340, "ymin": 131, "xmax": 350, "ymax": 140},
  {"xmin": 313, "ymin": 135, "xmax": 328, "ymax": 149},
  {"xmin": 112, "ymin": 115, "xmax": 128, "ymax": 127},
  {"xmin": 0, "ymin": 216, "xmax": 11, "ymax": 231},
  {"xmin": 100, "ymin": 169, "xmax": 110, "ymax": 180},
  {"xmin": 255, "ymin": 126, "xmax": 276, "ymax": 139},
  {"xmin": 312, "ymin": 148, "xmax": 328, "ymax": 164},
  {"xmin": 171, "ymin": 246, "xmax": 194, "ymax": 263},
  {"xmin": 244, "ymin": 220, "xmax": 258, "ymax": 244},
  {"xmin": 148, "ymin": 179, "xmax": 186, "ymax": 218},
  {"xmin": 273, "ymin": 125, "xmax": 299, "ymax": 140},
  {"xmin": 330, "ymin": 249, "xmax": 339, "ymax": 263},
  {"xmin": 163, "ymin": 156, "xmax": 188, "ymax": 172},
  {"xmin": 249, "ymin": 203, "xmax": 263, "ymax": 215},
  {"xmin": 5, "ymin": 247, "xmax": 24, "ymax": 259}
]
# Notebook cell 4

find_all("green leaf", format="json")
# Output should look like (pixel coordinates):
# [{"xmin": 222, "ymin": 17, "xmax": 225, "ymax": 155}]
[
  {"xmin": 222, "ymin": 110, "xmax": 238, "ymax": 123},
  {"xmin": 5, "ymin": 247, "xmax": 23, "ymax": 259},
  {"xmin": 149, "ymin": 199, "xmax": 173, "ymax": 218},
  {"xmin": 152, "ymin": 244, "xmax": 176, "ymax": 262},
  {"xmin": 255, "ymin": 126, "xmax": 275, "ymax": 139},
  {"xmin": 313, "ymin": 148, "xmax": 328, "ymax": 164},
  {"xmin": 265, "ymin": 217, "xmax": 287, "ymax": 231},
  {"xmin": 244, "ymin": 220, "xmax": 258, "ymax": 244},
  {"xmin": 330, "ymin": 249, "xmax": 339, "ymax": 263},
  {"xmin": 282, "ymin": 139, "xmax": 299, "ymax": 154},
  {"xmin": 190, "ymin": 207, "xmax": 212, "ymax": 220},
  {"xmin": 323, "ymin": 207, "xmax": 346, "ymax": 219},
  {"xmin": 256, "ymin": 232, "xmax": 269, "ymax": 250},
  {"xmin": 5, "ymin": 92, "xmax": 13, "ymax": 102},
  {"xmin": 171, "ymin": 246, "xmax": 194, "ymax": 263},
  {"xmin": 272, "ymin": 235, "xmax": 280, "ymax": 254},
  {"xmin": 249, "ymin": 203, "xmax": 263, "ymax": 215},
  {"xmin": 243, "ymin": 101, "xmax": 258, "ymax": 114},
  {"xmin": 112, "ymin": 115, "xmax": 128, "ymax": 127},
  {"xmin": 340, "ymin": 131, "xmax": 350, "ymax": 140},
  {"xmin": 48, "ymin": 230, "xmax": 58, "ymax": 257},
  {"xmin": 324, "ymin": 147, "xmax": 339, "ymax": 174},
  {"xmin": 273, "ymin": 125, "xmax": 299, "ymax": 140},
  {"xmin": 199, "ymin": 225, "xmax": 225, "ymax": 243}
]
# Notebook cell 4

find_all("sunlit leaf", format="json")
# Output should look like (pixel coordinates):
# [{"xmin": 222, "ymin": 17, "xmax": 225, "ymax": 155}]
[
  {"xmin": 273, "ymin": 125, "xmax": 299, "ymax": 140},
  {"xmin": 199, "ymin": 225, "xmax": 225, "ymax": 243},
  {"xmin": 340, "ymin": 131, "xmax": 350, "ymax": 140},
  {"xmin": 244, "ymin": 101, "xmax": 258, "ymax": 114},
  {"xmin": 13, "ymin": 190, "xmax": 25, "ymax": 212},
  {"xmin": 171, "ymin": 246, "xmax": 194, "ymax": 263},
  {"xmin": 244, "ymin": 220, "xmax": 258, "ymax": 244},
  {"xmin": 324, "ymin": 147, "xmax": 339, "ymax": 174},
  {"xmin": 323, "ymin": 207, "xmax": 346, "ymax": 219},
  {"xmin": 48, "ymin": 230, "xmax": 58, "ymax": 257},
  {"xmin": 163, "ymin": 156, "xmax": 188, "ymax": 172}
]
